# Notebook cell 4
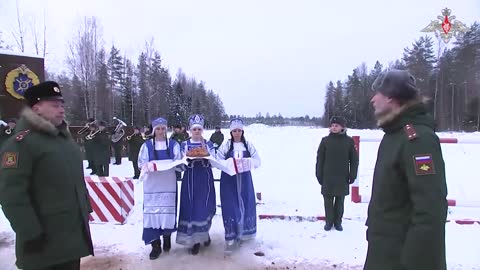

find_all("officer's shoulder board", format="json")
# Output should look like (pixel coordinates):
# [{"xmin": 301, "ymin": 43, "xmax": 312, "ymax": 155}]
[
  {"xmin": 403, "ymin": 124, "xmax": 417, "ymax": 141},
  {"xmin": 15, "ymin": 129, "xmax": 31, "ymax": 142}
]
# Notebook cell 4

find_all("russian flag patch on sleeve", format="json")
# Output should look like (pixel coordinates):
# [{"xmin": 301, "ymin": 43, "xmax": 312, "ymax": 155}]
[{"xmin": 412, "ymin": 154, "xmax": 436, "ymax": 175}]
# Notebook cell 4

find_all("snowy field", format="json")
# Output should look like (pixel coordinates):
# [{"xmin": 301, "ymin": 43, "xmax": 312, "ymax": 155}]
[{"xmin": 1, "ymin": 125, "xmax": 480, "ymax": 270}]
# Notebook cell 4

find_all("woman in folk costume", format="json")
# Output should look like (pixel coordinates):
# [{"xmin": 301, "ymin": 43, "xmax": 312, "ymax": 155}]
[
  {"xmin": 176, "ymin": 114, "xmax": 217, "ymax": 255},
  {"xmin": 216, "ymin": 118, "xmax": 261, "ymax": 253},
  {"xmin": 137, "ymin": 117, "xmax": 181, "ymax": 260}
]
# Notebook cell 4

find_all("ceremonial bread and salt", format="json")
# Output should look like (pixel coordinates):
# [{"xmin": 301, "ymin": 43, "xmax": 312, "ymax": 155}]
[{"xmin": 139, "ymin": 139, "xmax": 253, "ymax": 180}]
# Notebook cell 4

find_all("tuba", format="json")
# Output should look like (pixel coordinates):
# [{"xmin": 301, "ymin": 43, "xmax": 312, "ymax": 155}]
[
  {"xmin": 78, "ymin": 120, "xmax": 97, "ymax": 135},
  {"xmin": 111, "ymin": 117, "xmax": 127, "ymax": 143}
]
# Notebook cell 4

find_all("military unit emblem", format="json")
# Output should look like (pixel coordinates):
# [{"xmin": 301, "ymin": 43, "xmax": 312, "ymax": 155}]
[
  {"xmin": 413, "ymin": 154, "xmax": 436, "ymax": 175},
  {"xmin": 421, "ymin": 7, "xmax": 469, "ymax": 44},
  {"xmin": 1, "ymin": 152, "xmax": 18, "ymax": 168},
  {"xmin": 5, "ymin": 64, "xmax": 40, "ymax": 100}
]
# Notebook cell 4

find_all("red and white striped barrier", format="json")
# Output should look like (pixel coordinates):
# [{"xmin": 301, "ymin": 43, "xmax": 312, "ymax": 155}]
[
  {"xmin": 85, "ymin": 176, "xmax": 135, "ymax": 224},
  {"xmin": 258, "ymin": 214, "xmax": 480, "ymax": 225},
  {"xmin": 259, "ymin": 214, "xmax": 354, "ymax": 222},
  {"xmin": 356, "ymin": 136, "xmax": 480, "ymax": 144},
  {"xmin": 351, "ymin": 135, "xmax": 480, "ymax": 208}
]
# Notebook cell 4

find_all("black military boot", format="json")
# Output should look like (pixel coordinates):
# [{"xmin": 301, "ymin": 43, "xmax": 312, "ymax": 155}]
[
  {"xmin": 190, "ymin": 243, "xmax": 201, "ymax": 255},
  {"xmin": 149, "ymin": 239, "xmax": 162, "ymax": 260},
  {"xmin": 163, "ymin": 235, "xmax": 171, "ymax": 252},
  {"xmin": 334, "ymin": 223, "xmax": 343, "ymax": 231},
  {"xmin": 324, "ymin": 222, "xmax": 333, "ymax": 231}
]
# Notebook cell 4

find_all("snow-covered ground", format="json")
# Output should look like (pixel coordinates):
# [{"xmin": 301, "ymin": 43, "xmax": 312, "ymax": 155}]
[{"xmin": 1, "ymin": 125, "xmax": 480, "ymax": 270}]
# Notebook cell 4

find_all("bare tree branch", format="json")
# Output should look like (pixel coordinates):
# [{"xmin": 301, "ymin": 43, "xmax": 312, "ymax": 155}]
[
  {"xmin": 12, "ymin": 0, "xmax": 26, "ymax": 52},
  {"xmin": 43, "ymin": 9, "xmax": 47, "ymax": 58},
  {"xmin": 31, "ymin": 17, "xmax": 39, "ymax": 55}
]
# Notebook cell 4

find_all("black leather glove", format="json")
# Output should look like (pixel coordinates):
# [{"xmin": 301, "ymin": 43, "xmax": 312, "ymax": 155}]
[
  {"xmin": 349, "ymin": 178, "xmax": 355, "ymax": 184},
  {"xmin": 24, "ymin": 234, "xmax": 46, "ymax": 254}
]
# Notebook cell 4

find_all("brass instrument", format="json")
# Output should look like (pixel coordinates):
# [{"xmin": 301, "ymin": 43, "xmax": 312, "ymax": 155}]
[
  {"xmin": 78, "ymin": 120, "xmax": 97, "ymax": 134},
  {"xmin": 85, "ymin": 129, "xmax": 100, "ymax": 140},
  {"xmin": 126, "ymin": 131, "xmax": 136, "ymax": 140},
  {"xmin": 111, "ymin": 117, "xmax": 127, "ymax": 143},
  {"xmin": 127, "ymin": 131, "xmax": 149, "ymax": 140},
  {"xmin": 5, "ymin": 128, "xmax": 12, "ymax": 135}
]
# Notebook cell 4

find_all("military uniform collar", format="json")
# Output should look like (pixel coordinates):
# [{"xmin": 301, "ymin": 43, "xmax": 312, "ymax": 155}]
[
  {"xmin": 380, "ymin": 101, "xmax": 433, "ymax": 134},
  {"xmin": 19, "ymin": 107, "xmax": 71, "ymax": 137}
]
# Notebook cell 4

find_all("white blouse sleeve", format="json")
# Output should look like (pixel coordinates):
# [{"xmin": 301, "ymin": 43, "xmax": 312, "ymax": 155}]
[
  {"xmin": 137, "ymin": 143, "xmax": 149, "ymax": 169},
  {"xmin": 216, "ymin": 140, "xmax": 230, "ymax": 160},
  {"xmin": 173, "ymin": 142, "xmax": 182, "ymax": 161},
  {"xmin": 247, "ymin": 141, "xmax": 261, "ymax": 168},
  {"xmin": 180, "ymin": 141, "xmax": 187, "ymax": 156}
]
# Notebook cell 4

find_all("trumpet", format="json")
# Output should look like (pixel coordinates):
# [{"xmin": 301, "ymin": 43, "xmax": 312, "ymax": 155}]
[
  {"xmin": 85, "ymin": 129, "xmax": 101, "ymax": 140},
  {"xmin": 126, "ymin": 131, "xmax": 136, "ymax": 140},
  {"xmin": 78, "ymin": 120, "xmax": 97, "ymax": 134}
]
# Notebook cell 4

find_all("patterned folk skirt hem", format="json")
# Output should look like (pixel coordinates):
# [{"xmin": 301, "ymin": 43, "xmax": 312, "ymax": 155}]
[{"xmin": 175, "ymin": 231, "xmax": 211, "ymax": 246}]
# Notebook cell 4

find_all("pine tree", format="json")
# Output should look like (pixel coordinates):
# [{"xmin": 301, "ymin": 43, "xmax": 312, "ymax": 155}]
[
  {"xmin": 344, "ymin": 68, "xmax": 362, "ymax": 128},
  {"xmin": 333, "ymin": 80, "xmax": 344, "ymax": 118},
  {"xmin": 168, "ymin": 81, "xmax": 189, "ymax": 127},
  {"xmin": 96, "ymin": 49, "xmax": 109, "ymax": 121},
  {"xmin": 148, "ymin": 52, "xmax": 171, "ymax": 119},
  {"xmin": 323, "ymin": 81, "xmax": 335, "ymax": 126},
  {"xmin": 120, "ymin": 58, "xmax": 135, "ymax": 125},
  {"xmin": 108, "ymin": 45, "xmax": 124, "ymax": 118},
  {"xmin": 137, "ymin": 52, "xmax": 150, "ymax": 125},
  {"xmin": 402, "ymin": 36, "xmax": 436, "ymax": 97}
]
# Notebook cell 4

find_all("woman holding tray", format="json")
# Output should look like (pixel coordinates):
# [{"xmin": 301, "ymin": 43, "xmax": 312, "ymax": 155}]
[
  {"xmin": 176, "ymin": 114, "xmax": 217, "ymax": 255},
  {"xmin": 216, "ymin": 118, "xmax": 261, "ymax": 254},
  {"xmin": 137, "ymin": 117, "xmax": 181, "ymax": 260}
]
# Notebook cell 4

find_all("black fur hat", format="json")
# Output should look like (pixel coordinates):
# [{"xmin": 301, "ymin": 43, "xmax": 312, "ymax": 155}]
[
  {"xmin": 24, "ymin": 81, "xmax": 64, "ymax": 107},
  {"xmin": 372, "ymin": 69, "xmax": 418, "ymax": 102},
  {"xmin": 330, "ymin": 116, "xmax": 345, "ymax": 127}
]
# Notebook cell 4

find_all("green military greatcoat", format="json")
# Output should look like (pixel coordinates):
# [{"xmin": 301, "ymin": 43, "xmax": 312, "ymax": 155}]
[{"xmin": 0, "ymin": 108, "xmax": 94, "ymax": 270}]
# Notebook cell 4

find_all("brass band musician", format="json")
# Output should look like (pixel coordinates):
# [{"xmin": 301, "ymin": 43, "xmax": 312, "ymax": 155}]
[
  {"xmin": 90, "ymin": 121, "xmax": 111, "ymax": 177},
  {"xmin": 111, "ymin": 117, "xmax": 127, "ymax": 165},
  {"xmin": 79, "ymin": 118, "xmax": 97, "ymax": 174},
  {"xmin": 126, "ymin": 126, "xmax": 147, "ymax": 179}
]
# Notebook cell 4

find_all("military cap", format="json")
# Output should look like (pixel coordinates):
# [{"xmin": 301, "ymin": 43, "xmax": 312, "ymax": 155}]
[
  {"xmin": 24, "ymin": 81, "xmax": 64, "ymax": 107},
  {"xmin": 372, "ymin": 69, "xmax": 418, "ymax": 101},
  {"xmin": 330, "ymin": 116, "xmax": 345, "ymax": 127}
]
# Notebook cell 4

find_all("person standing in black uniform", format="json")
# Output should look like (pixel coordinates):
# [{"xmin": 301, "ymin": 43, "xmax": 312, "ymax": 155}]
[
  {"xmin": 315, "ymin": 116, "xmax": 358, "ymax": 231},
  {"xmin": 92, "ymin": 121, "xmax": 111, "ymax": 176},
  {"xmin": 112, "ymin": 134, "xmax": 123, "ymax": 165},
  {"xmin": 209, "ymin": 126, "xmax": 224, "ymax": 152},
  {"xmin": 84, "ymin": 118, "xmax": 96, "ymax": 174},
  {"xmin": 127, "ymin": 126, "xmax": 145, "ymax": 179}
]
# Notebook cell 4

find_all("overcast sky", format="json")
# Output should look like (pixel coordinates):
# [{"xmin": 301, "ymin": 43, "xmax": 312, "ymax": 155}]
[{"xmin": 1, "ymin": 0, "xmax": 479, "ymax": 117}]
